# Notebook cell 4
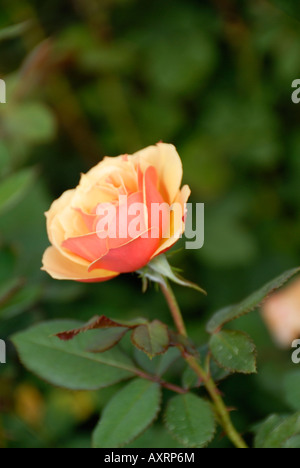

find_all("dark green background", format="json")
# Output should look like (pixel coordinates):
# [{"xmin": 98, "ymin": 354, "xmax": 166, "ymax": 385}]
[{"xmin": 0, "ymin": 0, "xmax": 300, "ymax": 448}]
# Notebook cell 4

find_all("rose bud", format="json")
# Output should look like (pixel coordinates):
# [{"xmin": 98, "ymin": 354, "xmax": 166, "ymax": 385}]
[{"xmin": 42, "ymin": 143, "xmax": 191, "ymax": 282}]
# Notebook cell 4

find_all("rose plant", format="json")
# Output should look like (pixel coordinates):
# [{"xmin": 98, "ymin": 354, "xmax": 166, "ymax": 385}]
[{"xmin": 12, "ymin": 143, "xmax": 300, "ymax": 448}]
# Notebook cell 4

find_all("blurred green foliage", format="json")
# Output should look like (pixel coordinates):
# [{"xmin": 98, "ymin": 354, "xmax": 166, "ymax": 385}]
[{"xmin": 0, "ymin": 0, "xmax": 300, "ymax": 448}]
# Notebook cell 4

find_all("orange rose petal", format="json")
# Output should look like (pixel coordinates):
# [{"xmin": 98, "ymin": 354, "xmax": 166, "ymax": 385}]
[
  {"xmin": 136, "ymin": 143, "xmax": 183, "ymax": 204},
  {"xmin": 47, "ymin": 212, "xmax": 89, "ymax": 267},
  {"xmin": 82, "ymin": 159, "xmax": 138, "ymax": 195},
  {"xmin": 46, "ymin": 190, "xmax": 75, "ymax": 243},
  {"xmin": 152, "ymin": 184, "xmax": 191, "ymax": 258},
  {"xmin": 42, "ymin": 246, "xmax": 118, "ymax": 282},
  {"xmin": 73, "ymin": 183, "xmax": 119, "ymax": 214},
  {"xmin": 143, "ymin": 165, "xmax": 170, "ymax": 238},
  {"xmin": 137, "ymin": 164, "xmax": 143, "ymax": 191},
  {"xmin": 45, "ymin": 189, "xmax": 75, "ymax": 221},
  {"xmin": 108, "ymin": 191, "xmax": 146, "ymax": 249},
  {"xmin": 62, "ymin": 232, "xmax": 109, "ymax": 263},
  {"xmin": 74, "ymin": 208, "xmax": 99, "ymax": 232},
  {"xmin": 63, "ymin": 192, "xmax": 148, "ymax": 263},
  {"xmin": 88, "ymin": 228, "xmax": 160, "ymax": 273}
]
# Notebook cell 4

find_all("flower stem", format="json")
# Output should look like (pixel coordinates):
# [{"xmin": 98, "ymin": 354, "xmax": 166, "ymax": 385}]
[
  {"xmin": 184, "ymin": 355, "xmax": 248, "ymax": 448},
  {"xmin": 160, "ymin": 281, "xmax": 188, "ymax": 337},
  {"xmin": 160, "ymin": 280, "xmax": 248, "ymax": 449}
]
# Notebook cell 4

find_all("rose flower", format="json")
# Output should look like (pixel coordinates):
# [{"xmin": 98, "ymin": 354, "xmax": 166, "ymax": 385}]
[
  {"xmin": 262, "ymin": 278, "xmax": 300, "ymax": 347},
  {"xmin": 42, "ymin": 143, "xmax": 190, "ymax": 282}
]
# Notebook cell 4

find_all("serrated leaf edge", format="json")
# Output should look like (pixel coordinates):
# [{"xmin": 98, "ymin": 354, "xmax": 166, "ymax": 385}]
[
  {"xmin": 209, "ymin": 330, "xmax": 257, "ymax": 375},
  {"xmin": 164, "ymin": 395, "xmax": 216, "ymax": 448},
  {"xmin": 207, "ymin": 267, "xmax": 300, "ymax": 333},
  {"xmin": 131, "ymin": 322, "xmax": 170, "ymax": 359},
  {"xmin": 92, "ymin": 381, "xmax": 162, "ymax": 448}
]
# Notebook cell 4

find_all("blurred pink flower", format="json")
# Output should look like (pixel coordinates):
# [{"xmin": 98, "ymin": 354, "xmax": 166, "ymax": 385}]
[{"xmin": 262, "ymin": 278, "xmax": 300, "ymax": 347}]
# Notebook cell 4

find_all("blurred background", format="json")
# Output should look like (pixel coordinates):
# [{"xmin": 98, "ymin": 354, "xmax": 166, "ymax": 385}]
[{"xmin": 1, "ymin": 0, "xmax": 300, "ymax": 448}]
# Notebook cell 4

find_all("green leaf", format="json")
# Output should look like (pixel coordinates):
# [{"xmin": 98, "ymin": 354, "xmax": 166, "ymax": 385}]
[
  {"xmin": 0, "ymin": 283, "xmax": 41, "ymax": 319},
  {"xmin": 182, "ymin": 346, "xmax": 230, "ymax": 389},
  {"xmin": 182, "ymin": 366, "xmax": 202, "ymax": 390},
  {"xmin": 254, "ymin": 413, "xmax": 300, "ymax": 448},
  {"xmin": 283, "ymin": 371, "xmax": 300, "ymax": 411},
  {"xmin": 269, "ymin": 0, "xmax": 300, "ymax": 21},
  {"xmin": 127, "ymin": 425, "xmax": 181, "ymax": 448},
  {"xmin": 92, "ymin": 378, "xmax": 161, "ymax": 448},
  {"xmin": 139, "ymin": 254, "xmax": 206, "ymax": 294},
  {"xmin": 0, "ymin": 21, "xmax": 32, "ymax": 42},
  {"xmin": 283, "ymin": 435, "xmax": 300, "ymax": 448},
  {"xmin": 131, "ymin": 320, "xmax": 170, "ymax": 358},
  {"xmin": 206, "ymin": 267, "xmax": 300, "ymax": 333},
  {"xmin": 209, "ymin": 356, "xmax": 231, "ymax": 382},
  {"xmin": 0, "ymin": 277, "xmax": 23, "ymax": 305},
  {"xmin": 209, "ymin": 330, "xmax": 257, "ymax": 374},
  {"xmin": 156, "ymin": 347, "xmax": 181, "ymax": 376},
  {"xmin": 11, "ymin": 321, "xmax": 137, "ymax": 390},
  {"xmin": 0, "ymin": 142, "xmax": 10, "ymax": 177},
  {"xmin": 168, "ymin": 330, "xmax": 199, "ymax": 357},
  {"xmin": 55, "ymin": 315, "xmax": 149, "ymax": 352},
  {"xmin": 165, "ymin": 393, "xmax": 215, "ymax": 448},
  {"xmin": 134, "ymin": 346, "xmax": 180, "ymax": 377},
  {"xmin": 85, "ymin": 328, "xmax": 129, "ymax": 353},
  {"xmin": 5, "ymin": 103, "xmax": 56, "ymax": 144},
  {"xmin": 0, "ymin": 168, "xmax": 36, "ymax": 216},
  {"xmin": 55, "ymin": 314, "xmax": 132, "ymax": 341},
  {"xmin": 254, "ymin": 415, "xmax": 285, "ymax": 448}
]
